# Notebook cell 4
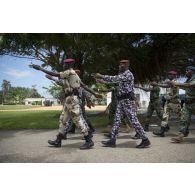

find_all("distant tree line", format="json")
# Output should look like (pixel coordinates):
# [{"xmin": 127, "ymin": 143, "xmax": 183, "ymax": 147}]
[{"xmin": 0, "ymin": 80, "xmax": 42, "ymax": 105}]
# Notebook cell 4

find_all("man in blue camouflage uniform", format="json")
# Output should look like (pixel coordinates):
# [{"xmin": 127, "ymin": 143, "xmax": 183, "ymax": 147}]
[
  {"xmin": 93, "ymin": 60, "xmax": 151, "ymax": 148},
  {"xmin": 167, "ymin": 66, "xmax": 195, "ymax": 143}
]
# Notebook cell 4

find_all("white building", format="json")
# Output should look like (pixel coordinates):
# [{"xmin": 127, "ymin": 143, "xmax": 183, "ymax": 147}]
[{"xmin": 24, "ymin": 98, "xmax": 59, "ymax": 106}]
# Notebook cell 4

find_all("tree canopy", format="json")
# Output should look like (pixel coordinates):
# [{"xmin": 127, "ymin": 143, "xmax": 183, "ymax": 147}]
[{"xmin": 0, "ymin": 33, "xmax": 195, "ymax": 83}]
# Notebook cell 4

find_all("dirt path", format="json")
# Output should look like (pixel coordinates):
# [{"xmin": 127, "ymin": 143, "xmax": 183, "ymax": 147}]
[{"xmin": 0, "ymin": 105, "xmax": 107, "ymax": 112}]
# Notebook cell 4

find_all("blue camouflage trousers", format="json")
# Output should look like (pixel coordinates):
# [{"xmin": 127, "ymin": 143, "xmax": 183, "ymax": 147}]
[{"xmin": 111, "ymin": 99, "xmax": 147, "ymax": 139}]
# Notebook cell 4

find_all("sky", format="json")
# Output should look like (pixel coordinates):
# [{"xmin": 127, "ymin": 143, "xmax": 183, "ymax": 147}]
[{"xmin": 0, "ymin": 55, "xmax": 53, "ymax": 98}]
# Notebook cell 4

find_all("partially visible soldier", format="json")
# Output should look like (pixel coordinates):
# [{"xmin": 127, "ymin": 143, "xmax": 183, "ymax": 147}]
[
  {"xmin": 31, "ymin": 59, "xmax": 102, "ymax": 150},
  {"xmin": 95, "ymin": 80, "xmax": 130, "ymax": 138},
  {"xmin": 167, "ymin": 66, "xmax": 195, "ymax": 143},
  {"xmin": 93, "ymin": 60, "xmax": 151, "ymax": 148},
  {"xmin": 152, "ymin": 71, "xmax": 181, "ymax": 137},
  {"xmin": 134, "ymin": 78, "xmax": 163, "ymax": 138}
]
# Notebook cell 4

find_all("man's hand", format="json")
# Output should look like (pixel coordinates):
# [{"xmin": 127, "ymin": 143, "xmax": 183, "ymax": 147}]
[
  {"xmin": 166, "ymin": 80, "xmax": 176, "ymax": 86},
  {"xmin": 94, "ymin": 93, "xmax": 103, "ymax": 99},
  {"xmin": 87, "ymin": 102, "xmax": 95, "ymax": 109},
  {"xmin": 45, "ymin": 74, "xmax": 53, "ymax": 80},
  {"xmin": 31, "ymin": 64, "xmax": 41, "ymax": 70},
  {"xmin": 91, "ymin": 73, "xmax": 103, "ymax": 78},
  {"xmin": 150, "ymin": 81, "xmax": 157, "ymax": 86},
  {"xmin": 95, "ymin": 78, "xmax": 106, "ymax": 84}
]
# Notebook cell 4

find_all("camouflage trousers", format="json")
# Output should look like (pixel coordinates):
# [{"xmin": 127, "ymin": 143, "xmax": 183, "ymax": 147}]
[
  {"xmin": 161, "ymin": 102, "xmax": 181, "ymax": 127},
  {"xmin": 180, "ymin": 102, "xmax": 195, "ymax": 134},
  {"xmin": 111, "ymin": 99, "xmax": 147, "ymax": 139},
  {"xmin": 108, "ymin": 102, "xmax": 117, "ymax": 125},
  {"xmin": 62, "ymin": 111, "xmax": 95, "ymax": 135},
  {"xmin": 59, "ymin": 96, "xmax": 89, "ymax": 136},
  {"xmin": 145, "ymin": 100, "xmax": 163, "ymax": 126}
]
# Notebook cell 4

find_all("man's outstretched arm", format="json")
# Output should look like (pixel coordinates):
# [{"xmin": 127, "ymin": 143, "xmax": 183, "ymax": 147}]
[
  {"xmin": 45, "ymin": 75, "xmax": 64, "ymax": 86},
  {"xmin": 80, "ymin": 81, "xmax": 102, "ymax": 99},
  {"xmin": 30, "ymin": 64, "xmax": 60, "ymax": 77}
]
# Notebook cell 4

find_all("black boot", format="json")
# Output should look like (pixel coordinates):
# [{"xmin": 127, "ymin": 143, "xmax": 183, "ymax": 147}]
[
  {"xmin": 101, "ymin": 138, "xmax": 116, "ymax": 147},
  {"xmin": 136, "ymin": 138, "xmax": 151, "ymax": 148},
  {"xmin": 153, "ymin": 126, "xmax": 166, "ymax": 137},
  {"xmin": 48, "ymin": 133, "xmax": 64, "ymax": 147},
  {"xmin": 144, "ymin": 124, "xmax": 149, "ymax": 132},
  {"xmin": 181, "ymin": 128, "xmax": 189, "ymax": 137},
  {"xmin": 80, "ymin": 134, "xmax": 94, "ymax": 150},
  {"xmin": 132, "ymin": 132, "xmax": 141, "ymax": 139}
]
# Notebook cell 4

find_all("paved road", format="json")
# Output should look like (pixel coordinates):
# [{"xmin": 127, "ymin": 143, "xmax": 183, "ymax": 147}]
[{"xmin": 0, "ymin": 120, "xmax": 195, "ymax": 163}]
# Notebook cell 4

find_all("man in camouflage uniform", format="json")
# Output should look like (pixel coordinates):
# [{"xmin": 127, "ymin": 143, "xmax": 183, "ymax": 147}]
[
  {"xmin": 44, "ymin": 75, "xmax": 95, "ymax": 142},
  {"xmin": 167, "ymin": 66, "xmax": 195, "ymax": 143},
  {"xmin": 134, "ymin": 78, "xmax": 163, "ymax": 138},
  {"xmin": 64, "ymin": 87, "xmax": 95, "ymax": 135},
  {"xmin": 32, "ymin": 59, "xmax": 101, "ymax": 150},
  {"xmin": 152, "ymin": 71, "xmax": 181, "ymax": 137},
  {"xmin": 93, "ymin": 60, "xmax": 151, "ymax": 148}
]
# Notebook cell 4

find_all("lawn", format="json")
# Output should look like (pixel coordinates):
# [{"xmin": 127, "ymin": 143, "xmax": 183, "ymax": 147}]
[
  {"xmin": 0, "ymin": 110, "xmax": 109, "ymax": 129},
  {"xmin": 0, "ymin": 105, "xmax": 41, "ymax": 110}
]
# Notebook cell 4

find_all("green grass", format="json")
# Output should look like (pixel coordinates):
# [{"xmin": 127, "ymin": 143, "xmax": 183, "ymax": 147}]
[
  {"xmin": 0, "ymin": 110, "xmax": 108, "ymax": 130},
  {"xmin": 0, "ymin": 105, "xmax": 41, "ymax": 110}
]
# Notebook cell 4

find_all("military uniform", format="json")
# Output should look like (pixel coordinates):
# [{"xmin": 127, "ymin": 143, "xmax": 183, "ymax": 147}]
[
  {"xmin": 62, "ymin": 87, "xmax": 95, "ymax": 135},
  {"xmin": 161, "ymin": 79, "xmax": 181, "ymax": 128},
  {"xmin": 58, "ymin": 69, "xmax": 90, "ymax": 136},
  {"xmin": 145, "ymin": 85, "xmax": 163, "ymax": 129},
  {"xmin": 101, "ymin": 69, "xmax": 149, "ymax": 144},
  {"xmin": 48, "ymin": 65, "xmax": 94, "ymax": 149},
  {"xmin": 107, "ymin": 84, "xmax": 118, "ymax": 126},
  {"xmin": 179, "ymin": 75, "xmax": 195, "ymax": 135}
]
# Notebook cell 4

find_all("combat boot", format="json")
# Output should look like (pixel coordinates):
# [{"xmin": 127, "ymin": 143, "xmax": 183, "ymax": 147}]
[
  {"xmin": 153, "ymin": 126, "xmax": 166, "ymax": 137},
  {"xmin": 181, "ymin": 128, "xmax": 189, "ymax": 137},
  {"xmin": 80, "ymin": 133, "xmax": 94, "ymax": 150},
  {"xmin": 144, "ymin": 124, "xmax": 149, "ymax": 132},
  {"xmin": 171, "ymin": 133, "xmax": 184, "ymax": 143},
  {"xmin": 48, "ymin": 133, "xmax": 64, "ymax": 147},
  {"xmin": 132, "ymin": 132, "xmax": 141, "ymax": 139},
  {"xmin": 136, "ymin": 138, "xmax": 151, "ymax": 148},
  {"xmin": 101, "ymin": 138, "xmax": 116, "ymax": 147}
]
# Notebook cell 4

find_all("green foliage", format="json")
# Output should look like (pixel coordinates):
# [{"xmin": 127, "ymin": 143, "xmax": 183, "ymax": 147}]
[
  {"xmin": 43, "ymin": 83, "xmax": 64, "ymax": 103},
  {"xmin": 0, "ymin": 33, "xmax": 195, "ymax": 83},
  {"xmin": 0, "ymin": 80, "xmax": 42, "ymax": 104}
]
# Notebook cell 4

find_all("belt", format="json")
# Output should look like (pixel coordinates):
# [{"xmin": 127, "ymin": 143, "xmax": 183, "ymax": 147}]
[
  {"xmin": 117, "ymin": 93, "xmax": 135, "ymax": 101},
  {"xmin": 65, "ymin": 89, "xmax": 79, "ymax": 98}
]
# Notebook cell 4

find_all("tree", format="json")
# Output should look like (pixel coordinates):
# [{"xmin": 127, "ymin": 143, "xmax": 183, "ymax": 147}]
[
  {"xmin": 0, "ymin": 33, "xmax": 195, "ymax": 83},
  {"xmin": 1, "ymin": 80, "xmax": 11, "ymax": 104},
  {"xmin": 0, "ymin": 80, "xmax": 42, "ymax": 104}
]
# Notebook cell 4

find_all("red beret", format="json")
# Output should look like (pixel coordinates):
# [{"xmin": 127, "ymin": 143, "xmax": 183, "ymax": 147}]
[
  {"xmin": 64, "ymin": 58, "xmax": 75, "ymax": 63},
  {"xmin": 167, "ymin": 71, "xmax": 177, "ymax": 75},
  {"xmin": 120, "ymin": 60, "xmax": 129, "ymax": 64}
]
